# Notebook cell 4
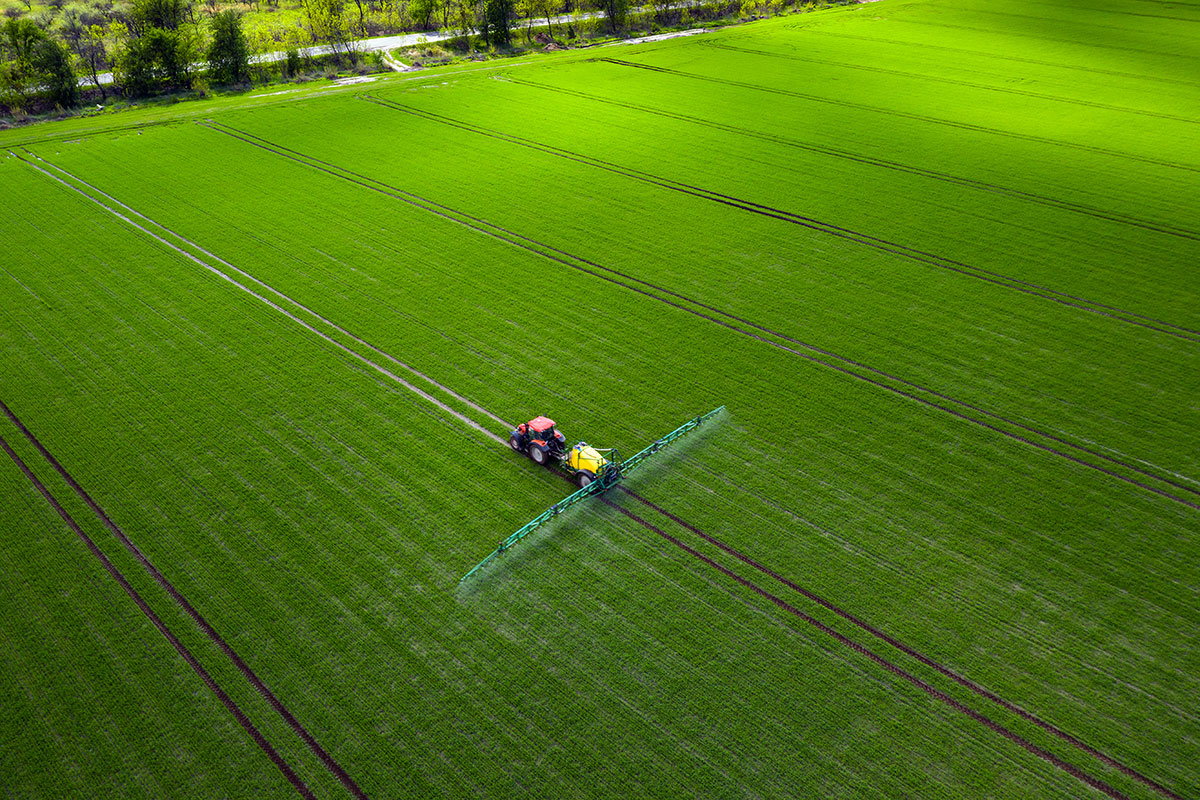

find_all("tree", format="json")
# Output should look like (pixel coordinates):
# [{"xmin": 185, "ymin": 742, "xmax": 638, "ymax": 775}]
[
  {"xmin": 483, "ymin": 0, "xmax": 512, "ymax": 45},
  {"xmin": 130, "ymin": 0, "xmax": 188, "ymax": 32},
  {"xmin": 515, "ymin": 0, "xmax": 535, "ymax": 42},
  {"xmin": 0, "ymin": 16, "xmax": 77, "ymax": 109},
  {"xmin": 117, "ymin": 25, "xmax": 190, "ymax": 94},
  {"xmin": 205, "ymin": 9, "xmax": 248, "ymax": 84},
  {"xmin": 534, "ymin": 0, "xmax": 556, "ymax": 39},
  {"xmin": 349, "ymin": 0, "xmax": 366, "ymax": 35},
  {"xmin": 33, "ymin": 30, "xmax": 76, "ymax": 105},
  {"xmin": 600, "ymin": 0, "xmax": 626, "ymax": 32},
  {"xmin": 410, "ymin": 0, "xmax": 436, "ymax": 28},
  {"xmin": 75, "ymin": 23, "xmax": 110, "ymax": 100},
  {"xmin": 302, "ymin": 0, "xmax": 357, "ymax": 61},
  {"xmin": 0, "ymin": 17, "xmax": 43, "ymax": 107}
]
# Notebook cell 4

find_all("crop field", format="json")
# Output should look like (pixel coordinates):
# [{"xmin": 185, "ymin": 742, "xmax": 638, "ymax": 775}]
[{"xmin": 2, "ymin": 0, "xmax": 1199, "ymax": 797}]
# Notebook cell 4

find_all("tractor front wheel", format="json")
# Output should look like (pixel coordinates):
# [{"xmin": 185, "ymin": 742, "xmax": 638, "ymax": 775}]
[
  {"xmin": 530, "ymin": 446, "xmax": 548, "ymax": 466},
  {"xmin": 509, "ymin": 435, "xmax": 523, "ymax": 452}
]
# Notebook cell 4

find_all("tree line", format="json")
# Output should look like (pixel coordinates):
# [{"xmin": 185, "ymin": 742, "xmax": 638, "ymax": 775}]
[
  {"xmin": 1, "ymin": 0, "xmax": 251, "ymax": 110},
  {"xmin": 2, "ymin": 0, "xmax": 826, "ymax": 114}
]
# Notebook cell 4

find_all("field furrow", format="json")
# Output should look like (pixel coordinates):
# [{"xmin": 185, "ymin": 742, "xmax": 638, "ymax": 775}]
[{"xmin": 2, "ymin": 0, "xmax": 1197, "ymax": 796}]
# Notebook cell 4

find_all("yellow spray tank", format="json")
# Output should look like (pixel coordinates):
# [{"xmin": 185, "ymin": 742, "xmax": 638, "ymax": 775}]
[{"xmin": 567, "ymin": 442, "xmax": 610, "ymax": 488}]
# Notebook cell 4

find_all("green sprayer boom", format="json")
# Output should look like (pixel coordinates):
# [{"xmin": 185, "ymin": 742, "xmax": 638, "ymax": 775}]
[{"xmin": 460, "ymin": 406, "xmax": 725, "ymax": 583}]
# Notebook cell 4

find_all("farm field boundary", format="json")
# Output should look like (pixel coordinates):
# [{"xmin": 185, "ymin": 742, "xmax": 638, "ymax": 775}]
[
  {"xmin": 599, "ymin": 495, "xmax": 1133, "ymax": 800},
  {"xmin": 180, "ymin": 123, "xmax": 1200, "ymax": 509},
  {"xmin": 361, "ymin": 92, "xmax": 1200, "ymax": 338},
  {"xmin": 0, "ymin": 400, "xmax": 371, "ymax": 800},
  {"xmin": 502, "ymin": 74, "xmax": 1200, "ymax": 244},
  {"xmin": 597, "ymin": 58, "xmax": 1200, "ymax": 173},
  {"xmin": 9, "ymin": 151, "xmax": 508, "ymax": 445},
  {"xmin": 0, "ymin": 432, "xmax": 317, "ymax": 800},
  {"xmin": 11, "ymin": 125, "xmax": 1180, "ymax": 796},
  {"xmin": 698, "ymin": 40, "xmax": 1200, "ymax": 124},
  {"xmin": 616, "ymin": 485, "xmax": 1183, "ymax": 800}
]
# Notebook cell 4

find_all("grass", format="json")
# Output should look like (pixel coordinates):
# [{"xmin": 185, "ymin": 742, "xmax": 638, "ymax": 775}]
[{"xmin": 2, "ymin": 0, "xmax": 1198, "ymax": 797}]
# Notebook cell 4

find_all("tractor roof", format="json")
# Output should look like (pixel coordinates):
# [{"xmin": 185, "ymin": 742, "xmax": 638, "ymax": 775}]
[{"xmin": 527, "ymin": 416, "xmax": 556, "ymax": 432}]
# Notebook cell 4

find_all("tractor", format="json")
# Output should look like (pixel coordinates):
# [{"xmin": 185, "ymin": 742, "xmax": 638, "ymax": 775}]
[
  {"xmin": 509, "ymin": 416, "xmax": 566, "ymax": 465},
  {"xmin": 510, "ymin": 416, "xmax": 616, "ymax": 488},
  {"xmin": 463, "ymin": 406, "xmax": 725, "ymax": 582}
]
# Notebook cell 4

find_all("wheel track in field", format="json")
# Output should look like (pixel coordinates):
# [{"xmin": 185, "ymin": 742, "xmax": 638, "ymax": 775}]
[
  {"xmin": 617, "ymin": 485, "xmax": 1185, "ymax": 800},
  {"xmin": 599, "ymin": 495, "xmax": 1137, "ymax": 800},
  {"xmin": 565, "ymin": 442, "xmax": 1183, "ymax": 796},
  {"xmin": 10, "ymin": 143, "xmax": 1179, "ymax": 800},
  {"xmin": 596, "ymin": 58, "xmax": 1200, "ymax": 174},
  {"xmin": 874, "ymin": 16, "xmax": 1200, "ymax": 65},
  {"xmin": 681, "ymin": 450, "xmax": 1200, "ymax": 723},
  {"xmin": 787, "ymin": 29, "xmax": 1200, "ymax": 89},
  {"xmin": 500, "ymin": 74, "xmax": 1200, "ymax": 244},
  {"xmin": 928, "ymin": 4, "xmax": 1200, "ymax": 37},
  {"xmin": 11, "ymin": 150, "xmax": 508, "ymax": 447},
  {"xmin": 1012, "ymin": 0, "xmax": 1200, "ymax": 24},
  {"xmin": 0, "ymin": 400, "xmax": 370, "ymax": 799},
  {"xmin": 196, "ymin": 122, "xmax": 1200, "ymax": 510},
  {"xmin": 697, "ymin": 40, "xmax": 1200, "ymax": 124},
  {"xmin": 9, "ymin": 151, "xmax": 536, "ymax": 799},
  {"xmin": 0, "ymin": 429, "xmax": 317, "ymax": 800},
  {"xmin": 365, "ymin": 91, "xmax": 1200, "ymax": 338},
  {"xmin": 1014, "ymin": 0, "xmax": 1200, "ymax": 23}
]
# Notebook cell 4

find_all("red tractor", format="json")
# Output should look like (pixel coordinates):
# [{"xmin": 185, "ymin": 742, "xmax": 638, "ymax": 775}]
[{"xmin": 509, "ymin": 416, "xmax": 567, "ymax": 466}]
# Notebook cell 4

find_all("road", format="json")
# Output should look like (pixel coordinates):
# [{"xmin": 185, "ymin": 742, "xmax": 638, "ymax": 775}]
[{"xmin": 85, "ymin": 5, "xmax": 699, "ymax": 88}]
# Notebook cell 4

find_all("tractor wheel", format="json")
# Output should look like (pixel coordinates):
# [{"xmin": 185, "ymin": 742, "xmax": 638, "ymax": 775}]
[
  {"xmin": 530, "ymin": 446, "xmax": 548, "ymax": 466},
  {"xmin": 509, "ymin": 435, "xmax": 523, "ymax": 452},
  {"xmin": 576, "ymin": 470, "xmax": 595, "ymax": 488}
]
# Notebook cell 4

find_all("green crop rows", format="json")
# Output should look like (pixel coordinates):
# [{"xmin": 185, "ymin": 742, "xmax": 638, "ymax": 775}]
[{"xmin": 1, "ymin": 0, "xmax": 1197, "ymax": 796}]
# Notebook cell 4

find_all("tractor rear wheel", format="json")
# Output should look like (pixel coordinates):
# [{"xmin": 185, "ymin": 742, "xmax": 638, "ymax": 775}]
[
  {"xmin": 530, "ymin": 446, "xmax": 548, "ymax": 466},
  {"xmin": 576, "ymin": 470, "xmax": 595, "ymax": 488}
]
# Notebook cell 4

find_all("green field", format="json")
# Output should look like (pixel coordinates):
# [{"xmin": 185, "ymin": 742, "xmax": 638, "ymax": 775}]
[{"xmin": 2, "ymin": 0, "xmax": 1198, "ymax": 797}]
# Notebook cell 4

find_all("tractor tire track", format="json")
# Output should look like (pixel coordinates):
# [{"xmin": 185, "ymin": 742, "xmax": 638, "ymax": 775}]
[
  {"xmin": 13, "ymin": 150, "xmax": 507, "ymax": 447},
  {"xmin": 597, "ymin": 57, "xmax": 1200, "ymax": 174},
  {"xmin": 886, "ymin": 16, "xmax": 1200, "ymax": 63},
  {"xmin": 0, "ymin": 431, "xmax": 317, "ymax": 800},
  {"xmin": 618, "ymin": 486, "xmax": 1184, "ymax": 800},
  {"xmin": 599, "ymin": 496, "xmax": 1132, "ymax": 800},
  {"xmin": 698, "ymin": 40, "xmax": 1200, "ymax": 124},
  {"xmin": 198, "ymin": 124, "xmax": 1200, "ymax": 510},
  {"xmin": 675, "ymin": 452, "xmax": 1200, "ymax": 717},
  {"xmin": 790, "ymin": 29, "xmax": 1200, "ymax": 89},
  {"xmin": 1013, "ymin": 0, "xmax": 1200, "ymax": 24},
  {"xmin": 16, "ymin": 135, "xmax": 1169, "ymax": 795},
  {"xmin": 0, "ymin": 400, "xmax": 371, "ymax": 800},
  {"xmin": 363, "ymin": 93, "xmax": 1200, "ymax": 342},
  {"xmin": 935, "ymin": 5, "xmax": 1200, "ymax": 38},
  {"xmin": 502, "ymin": 74, "xmax": 1200, "ymax": 243}
]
